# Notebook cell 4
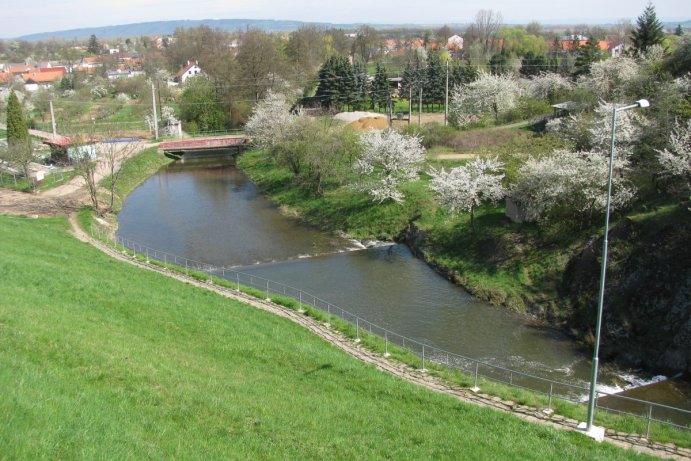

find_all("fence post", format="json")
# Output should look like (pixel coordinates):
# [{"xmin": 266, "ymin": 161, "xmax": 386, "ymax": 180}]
[
  {"xmin": 146, "ymin": 248, "xmax": 149, "ymax": 263},
  {"xmin": 185, "ymin": 260, "xmax": 188, "ymax": 276},
  {"xmin": 355, "ymin": 318, "xmax": 360, "ymax": 343},
  {"xmin": 236, "ymin": 273, "xmax": 240, "ymax": 291},
  {"xmin": 164, "ymin": 254, "xmax": 167, "ymax": 270},
  {"xmin": 471, "ymin": 362, "xmax": 480, "ymax": 392},
  {"xmin": 422, "ymin": 345, "xmax": 426, "ymax": 371},
  {"xmin": 645, "ymin": 404, "xmax": 653, "ymax": 439},
  {"xmin": 265, "ymin": 280, "xmax": 270, "ymax": 300},
  {"xmin": 208, "ymin": 268, "xmax": 213, "ymax": 284},
  {"xmin": 548, "ymin": 383, "xmax": 553, "ymax": 412},
  {"xmin": 384, "ymin": 332, "xmax": 389, "ymax": 357},
  {"xmin": 299, "ymin": 292, "xmax": 302, "ymax": 310}
]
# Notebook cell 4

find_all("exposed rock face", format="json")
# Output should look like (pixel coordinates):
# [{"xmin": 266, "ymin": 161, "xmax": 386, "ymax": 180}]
[{"xmin": 561, "ymin": 214, "xmax": 691, "ymax": 376}]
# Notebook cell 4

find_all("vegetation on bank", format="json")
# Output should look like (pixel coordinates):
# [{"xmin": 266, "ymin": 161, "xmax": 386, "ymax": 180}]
[{"xmin": 0, "ymin": 215, "xmax": 658, "ymax": 459}]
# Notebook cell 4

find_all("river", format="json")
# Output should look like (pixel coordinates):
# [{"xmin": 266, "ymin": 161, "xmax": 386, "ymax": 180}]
[{"xmin": 117, "ymin": 153, "xmax": 679, "ymax": 399}]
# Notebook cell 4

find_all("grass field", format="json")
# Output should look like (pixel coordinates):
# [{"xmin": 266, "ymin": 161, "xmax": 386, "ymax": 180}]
[{"xmin": 0, "ymin": 215, "xmax": 653, "ymax": 459}]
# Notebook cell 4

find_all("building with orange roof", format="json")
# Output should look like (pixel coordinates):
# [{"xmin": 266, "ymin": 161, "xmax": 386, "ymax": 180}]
[{"xmin": 22, "ymin": 68, "xmax": 66, "ymax": 91}]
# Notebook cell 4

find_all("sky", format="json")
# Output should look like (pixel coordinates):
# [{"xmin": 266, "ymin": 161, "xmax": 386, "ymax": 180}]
[{"xmin": 1, "ymin": 0, "xmax": 689, "ymax": 38}]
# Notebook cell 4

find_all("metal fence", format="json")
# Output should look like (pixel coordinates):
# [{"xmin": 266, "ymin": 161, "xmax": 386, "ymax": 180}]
[{"xmin": 92, "ymin": 225, "xmax": 691, "ymax": 438}]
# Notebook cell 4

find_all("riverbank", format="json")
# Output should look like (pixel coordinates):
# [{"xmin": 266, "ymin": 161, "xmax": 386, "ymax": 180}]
[
  {"xmin": 1, "ymin": 214, "xmax": 666, "ymax": 460},
  {"xmin": 237, "ymin": 148, "xmax": 690, "ymax": 378}
]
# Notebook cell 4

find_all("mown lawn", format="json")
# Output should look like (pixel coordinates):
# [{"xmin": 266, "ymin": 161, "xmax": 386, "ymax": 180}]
[{"xmin": 0, "ymin": 215, "xmax": 653, "ymax": 460}]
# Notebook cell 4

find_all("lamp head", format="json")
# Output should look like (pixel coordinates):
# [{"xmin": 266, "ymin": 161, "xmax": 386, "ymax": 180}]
[{"xmin": 636, "ymin": 99, "xmax": 650, "ymax": 108}]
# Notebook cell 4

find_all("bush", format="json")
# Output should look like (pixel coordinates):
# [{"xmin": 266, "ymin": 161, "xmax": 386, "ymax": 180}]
[
  {"xmin": 401, "ymin": 123, "xmax": 457, "ymax": 148},
  {"xmin": 500, "ymin": 97, "xmax": 553, "ymax": 124}
]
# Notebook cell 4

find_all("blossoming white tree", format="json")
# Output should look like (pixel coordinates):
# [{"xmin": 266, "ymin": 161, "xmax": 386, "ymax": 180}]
[
  {"xmin": 448, "ymin": 72, "xmax": 521, "ymax": 128},
  {"xmin": 589, "ymin": 101, "xmax": 645, "ymax": 154},
  {"xmin": 581, "ymin": 57, "xmax": 639, "ymax": 99},
  {"xmin": 428, "ymin": 156, "xmax": 505, "ymax": 229},
  {"xmin": 352, "ymin": 129, "xmax": 425, "ymax": 203},
  {"xmin": 245, "ymin": 91, "xmax": 302, "ymax": 147},
  {"xmin": 657, "ymin": 118, "xmax": 691, "ymax": 194},
  {"xmin": 528, "ymin": 72, "xmax": 572, "ymax": 103},
  {"xmin": 511, "ymin": 150, "xmax": 636, "ymax": 224}
]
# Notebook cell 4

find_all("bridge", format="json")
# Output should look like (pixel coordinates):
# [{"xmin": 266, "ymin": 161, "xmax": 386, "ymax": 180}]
[{"xmin": 159, "ymin": 136, "xmax": 250, "ymax": 159}]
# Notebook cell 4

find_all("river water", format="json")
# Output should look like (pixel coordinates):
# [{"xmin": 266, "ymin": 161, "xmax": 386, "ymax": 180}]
[{"xmin": 117, "ymin": 154, "xmax": 671, "ymax": 394}]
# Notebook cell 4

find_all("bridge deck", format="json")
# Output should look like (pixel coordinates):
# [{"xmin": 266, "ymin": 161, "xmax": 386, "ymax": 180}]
[{"xmin": 160, "ymin": 136, "xmax": 249, "ymax": 152}]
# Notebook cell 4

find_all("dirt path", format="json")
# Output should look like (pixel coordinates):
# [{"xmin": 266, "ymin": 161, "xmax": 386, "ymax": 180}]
[
  {"xmin": 0, "ymin": 141, "xmax": 152, "ymax": 216},
  {"xmin": 67, "ymin": 214, "xmax": 689, "ymax": 460}
]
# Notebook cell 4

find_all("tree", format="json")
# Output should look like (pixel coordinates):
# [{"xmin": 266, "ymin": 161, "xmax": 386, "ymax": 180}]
[
  {"xmin": 631, "ymin": 2, "xmax": 665, "ymax": 53},
  {"xmin": 448, "ymin": 72, "xmax": 521, "ymax": 127},
  {"xmin": 428, "ymin": 157, "xmax": 505, "ymax": 230},
  {"xmin": 528, "ymin": 72, "xmax": 571, "ymax": 104},
  {"xmin": 235, "ymin": 29, "xmax": 285, "ymax": 101},
  {"xmin": 352, "ymin": 26, "xmax": 381, "ymax": 64},
  {"xmin": 675, "ymin": 24, "xmax": 684, "ymax": 36},
  {"xmin": 87, "ymin": 34, "xmax": 100, "ymax": 55},
  {"xmin": 371, "ymin": 63, "xmax": 389, "ymax": 111},
  {"xmin": 511, "ymin": 150, "xmax": 636, "ymax": 225},
  {"xmin": 352, "ymin": 130, "xmax": 425, "ymax": 203},
  {"xmin": 520, "ymin": 51, "xmax": 549, "ymax": 77},
  {"xmin": 245, "ymin": 91, "xmax": 302, "ymax": 148},
  {"xmin": 573, "ymin": 36, "xmax": 603, "ymax": 76},
  {"xmin": 583, "ymin": 57, "xmax": 639, "ymax": 99},
  {"xmin": 425, "ymin": 51, "xmax": 445, "ymax": 108},
  {"xmin": 7, "ymin": 91, "xmax": 29, "ymax": 148},
  {"xmin": 179, "ymin": 77, "xmax": 227, "ymax": 133},
  {"xmin": 656, "ymin": 118, "xmax": 691, "ymax": 196},
  {"xmin": 314, "ymin": 55, "xmax": 356, "ymax": 111},
  {"xmin": 469, "ymin": 9, "xmax": 503, "ymax": 59},
  {"xmin": 488, "ymin": 50, "xmax": 511, "ymax": 75},
  {"xmin": 98, "ymin": 134, "xmax": 140, "ymax": 212}
]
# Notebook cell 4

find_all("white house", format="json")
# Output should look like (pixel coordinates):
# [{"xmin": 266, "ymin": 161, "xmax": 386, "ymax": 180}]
[{"xmin": 175, "ymin": 61, "xmax": 202, "ymax": 84}]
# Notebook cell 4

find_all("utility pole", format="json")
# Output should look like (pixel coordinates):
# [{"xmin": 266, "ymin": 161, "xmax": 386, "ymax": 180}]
[
  {"xmin": 418, "ymin": 87, "xmax": 422, "ymax": 127},
  {"xmin": 151, "ymin": 81, "xmax": 159, "ymax": 140},
  {"xmin": 408, "ymin": 86, "xmax": 412, "ymax": 126},
  {"xmin": 49, "ymin": 100, "xmax": 57, "ymax": 136},
  {"xmin": 445, "ymin": 61, "xmax": 449, "ymax": 126}
]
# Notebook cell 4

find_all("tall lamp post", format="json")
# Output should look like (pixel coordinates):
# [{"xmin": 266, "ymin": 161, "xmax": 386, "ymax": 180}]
[{"xmin": 581, "ymin": 99, "xmax": 649, "ymax": 441}]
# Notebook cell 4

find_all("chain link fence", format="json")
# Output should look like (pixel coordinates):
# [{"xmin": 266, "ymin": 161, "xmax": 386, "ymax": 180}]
[{"xmin": 92, "ymin": 225, "xmax": 690, "ymax": 438}]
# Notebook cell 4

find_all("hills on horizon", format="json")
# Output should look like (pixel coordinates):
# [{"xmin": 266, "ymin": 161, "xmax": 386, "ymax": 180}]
[{"xmin": 13, "ymin": 17, "xmax": 691, "ymax": 42}]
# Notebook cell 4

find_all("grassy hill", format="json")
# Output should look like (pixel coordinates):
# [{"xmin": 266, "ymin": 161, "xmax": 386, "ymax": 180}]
[{"xmin": 0, "ymin": 215, "xmax": 652, "ymax": 459}]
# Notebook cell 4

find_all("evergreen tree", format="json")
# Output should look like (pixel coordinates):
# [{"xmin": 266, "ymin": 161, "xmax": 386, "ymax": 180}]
[
  {"xmin": 6, "ymin": 91, "xmax": 29, "ymax": 148},
  {"xmin": 488, "ymin": 50, "xmax": 511, "ymax": 75},
  {"xmin": 425, "ymin": 51, "xmax": 445, "ymax": 109},
  {"xmin": 352, "ymin": 62, "xmax": 370, "ymax": 110},
  {"xmin": 87, "ymin": 34, "xmax": 100, "ymax": 55},
  {"xmin": 371, "ymin": 63, "xmax": 390, "ymax": 111},
  {"xmin": 675, "ymin": 24, "xmax": 683, "ymax": 36},
  {"xmin": 630, "ymin": 2, "xmax": 665, "ymax": 53},
  {"xmin": 573, "ymin": 37, "xmax": 603, "ymax": 76},
  {"xmin": 450, "ymin": 61, "xmax": 479, "ymax": 89},
  {"xmin": 520, "ymin": 51, "xmax": 548, "ymax": 77},
  {"xmin": 401, "ymin": 56, "xmax": 425, "ymax": 103}
]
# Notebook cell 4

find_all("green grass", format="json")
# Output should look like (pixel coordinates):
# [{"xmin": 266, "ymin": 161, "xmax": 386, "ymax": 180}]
[
  {"xmin": 0, "ymin": 215, "xmax": 657, "ymax": 459},
  {"xmin": 0, "ymin": 169, "xmax": 78, "ymax": 193}
]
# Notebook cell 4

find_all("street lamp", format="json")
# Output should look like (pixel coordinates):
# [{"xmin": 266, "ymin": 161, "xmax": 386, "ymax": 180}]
[{"xmin": 580, "ymin": 99, "xmax": 650, "ymax": 441}]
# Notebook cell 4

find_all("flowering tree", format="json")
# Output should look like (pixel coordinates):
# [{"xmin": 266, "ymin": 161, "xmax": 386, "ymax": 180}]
[
  {"xmin": 245, "ymin": 91, "xmax": 302, "ymax": 148},
  {"xmin": 428, "ymin": 156, "xmax": 505, "ymax": 229},
  {"xmin": 352, "ymin": 129, "xmax": 425, "ymax": 203},
  {"xmin": 448, "ymin": 72, "xmax": 521, "ymax": 127},
  {"xmin": 581, "ymin": 57, "xmax": 639, "ymax": 99},
  {"xmin": 528, "ymin": 72, "xmax": 572, "ymax": 104},
  {"xmin": 511, "ymin": 149, "xmax": 636, "ymax": 224},
  {"xmin": 657, "ymin": 118, "xmax": 691, "ymax": 195},
  {"xmin": 589, "ymin": 101, "xmax": 645, "ymax": 154}
]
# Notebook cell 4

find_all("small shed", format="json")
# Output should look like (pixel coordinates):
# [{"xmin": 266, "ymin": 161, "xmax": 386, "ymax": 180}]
[
  {"xmin": 43, "ymin": 135, "xmax": 96, "ymax": 164},
  {"xmin": 551, "ymin": 101, "xmax": 579, "ymax": 117}
]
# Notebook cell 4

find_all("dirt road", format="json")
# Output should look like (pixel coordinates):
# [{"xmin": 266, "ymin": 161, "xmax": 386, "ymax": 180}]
[{"xmin": 0, "ymin": 140, "xmax": 150, "ymax": 216}]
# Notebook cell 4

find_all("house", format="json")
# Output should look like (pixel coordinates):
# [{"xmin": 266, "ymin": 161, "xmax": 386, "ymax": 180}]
[
  {"xmin": 609, "ymin": 43, "xmax": 626, "ymax": 58},
  {"xmin": 447, "ymin": 34, "xmax": 464, "ymax": 51},
  {"xmin": 175, "ymin": 61, "xmax": 202, "ymax": 84},
  {"xmin": 22, "ymin": 68, "xmax": 66, "ymax": 91}
]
